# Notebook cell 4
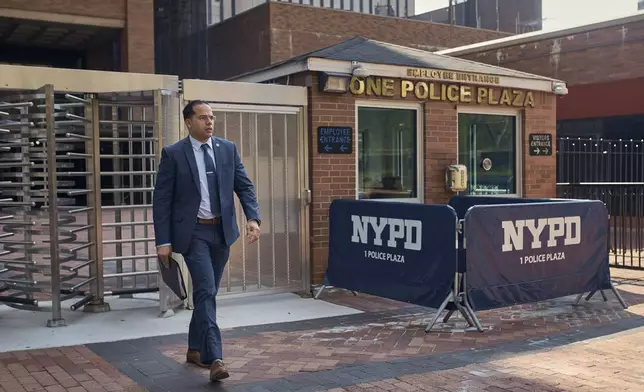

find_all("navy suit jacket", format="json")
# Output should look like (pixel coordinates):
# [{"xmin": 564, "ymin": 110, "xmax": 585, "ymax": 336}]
[{"xmin": 152, "ymin": 136, "xmax": 261, "ymax": 254}]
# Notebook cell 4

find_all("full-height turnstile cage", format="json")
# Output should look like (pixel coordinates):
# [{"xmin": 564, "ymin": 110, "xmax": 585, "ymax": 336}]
[{"xmin": 0, "ymin": 64, "xmax": 180, "ymax": 326}]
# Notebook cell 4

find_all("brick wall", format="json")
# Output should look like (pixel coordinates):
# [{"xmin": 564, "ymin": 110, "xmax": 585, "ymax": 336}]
[
  {"xmin": 523, "ymin": 92, "xmax": 557, "ymax": 198},
  {"xmin": 300, "ymin": 72, "xmax": 557, "ymax": 283},
  {"xmin": 121, "ymin": 0, "xmax": 154, "ymax": 73},
  {"xmin": 0, "ymin": 0, "xmax": 154, "ymax": 73},
  {"xmin": 208, "ymin": 2, "xmax": 510, "ymax": 80},
  {"xmin": 0, "ymin": 0, "xmax": 126, "ymax": 19},
  {"xmin": 268, "ymin": 2, "xmax": 512, "ymax": 64},
  {"xmin": 456, "ymin": 17, "xmax": 644, "ymax": 86},
  {"xmin": 205, "ymin": 4, "xmax": 272, "ymax": 82}
]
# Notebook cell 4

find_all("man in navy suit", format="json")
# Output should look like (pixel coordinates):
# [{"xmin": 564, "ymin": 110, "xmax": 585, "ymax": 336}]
[{"xmin": 153, "ymin": 100, "xmax": 261, "ymax": 382}]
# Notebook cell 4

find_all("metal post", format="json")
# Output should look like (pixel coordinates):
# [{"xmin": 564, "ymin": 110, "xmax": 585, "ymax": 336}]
[
  {"xmin": 45, "ymin": 85, "xmax": 66, "ymax": 328},
  {"xmin": 84, "ymin": 94, "xmax": 110, "ymax": 313}
]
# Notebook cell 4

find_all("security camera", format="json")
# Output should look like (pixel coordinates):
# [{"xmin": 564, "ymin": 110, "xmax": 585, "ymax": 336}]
[
  {"xmin": 351, "ymin": 62, "xmax": 370, "ymax": 77},
  {"xmin": 352, "ymin": 66, "xmax": 370, "ymax": 77},
  {"xmin": 552, "ymin": 82, "xmax": 568, "ymax": 96}
]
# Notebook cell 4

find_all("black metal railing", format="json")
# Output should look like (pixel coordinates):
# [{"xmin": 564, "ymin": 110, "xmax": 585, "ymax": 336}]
[
  {"xmin": 556, "ymin": 137, "xmax": 644, "ymax": 184},
  {"xmin": 556, "ymin": 137, "xmax": 644, "ymax": 269},
  {"xmin": 557, "ymin": 183, "xmax": 644, "ymax": 270}
]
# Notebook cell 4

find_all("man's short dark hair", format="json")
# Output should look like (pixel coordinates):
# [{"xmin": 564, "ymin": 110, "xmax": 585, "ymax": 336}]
[{"xmin": 182, "ymin": 100, "xmax": 209, "ymax": 120}]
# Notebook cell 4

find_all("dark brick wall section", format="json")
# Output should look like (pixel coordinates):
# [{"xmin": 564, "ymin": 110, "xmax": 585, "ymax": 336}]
[
  {"xmin": 122, "ymin": 0, "xmax": 154, "ymax": 73},
  {"xmin": 457, "ymin": 17, "xmax": 644, "ymax": 86},
  {"xmin": 0, "ymin": 0, "xmax": 127, "ymax": 19},
  {"xmin": 206, "ymin": 5, "xmax": 272, "ymax": 81},
  {"xmin": 0, "ymin": 0, "xmax": 154, "ymax": 73},
  {"xmin": 209, "ymin": 2, "xmax": 510, "ymax": 80},
  {"xmin": 268, "ymin": 2, "xmax": 512, "ymax": 64}
]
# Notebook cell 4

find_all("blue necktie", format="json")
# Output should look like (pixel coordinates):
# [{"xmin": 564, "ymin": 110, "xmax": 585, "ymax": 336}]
[{"xmin": 201, "ymin": 143, "xmax": 221, "ymax": 216}]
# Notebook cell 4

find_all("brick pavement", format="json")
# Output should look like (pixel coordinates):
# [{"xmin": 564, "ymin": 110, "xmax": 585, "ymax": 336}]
[
  {"xmin": 323, "ymin": 324, "xmax": 644, "ymax": 392},
  {"xmin": 3, "ymin": 268, "xmax": 644, "ymax": 392},
  {"xmin": 157, "ymin": 291, "xmax": 644, "ymax": 386},
  {"xmin": 0, "ymin": 346, "xmax": 144, "ymax": 392}
]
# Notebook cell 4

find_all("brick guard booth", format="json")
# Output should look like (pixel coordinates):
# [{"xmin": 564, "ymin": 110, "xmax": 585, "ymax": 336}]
[{"xmin": 231, "ymin": 37, "xmax": 565, "ymax": 285}]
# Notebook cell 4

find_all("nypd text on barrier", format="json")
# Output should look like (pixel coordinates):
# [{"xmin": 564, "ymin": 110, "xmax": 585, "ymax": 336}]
[
  {"xmin": 351, "ymin": 215, "xmax": 422, "ymax": 263},
  {"xmin": 501, "ymin": 216, "xmax": 581, "ymax": 265}
]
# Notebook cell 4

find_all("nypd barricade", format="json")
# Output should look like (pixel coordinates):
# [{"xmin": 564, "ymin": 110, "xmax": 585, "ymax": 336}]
[
  {"xmin": 449, "ymin": 195, "xmax": 566, "ymax": 273},
  {"xmin": 326, "ymin": 199, "xmax": 458, "ymax": 310},
  {"xmin": 463, "ymin": 199, "xmax": 616, "ymax": 312},
  {"xmin": 322, "ymin": 197, "xmax": 627, "ymax": 334}
]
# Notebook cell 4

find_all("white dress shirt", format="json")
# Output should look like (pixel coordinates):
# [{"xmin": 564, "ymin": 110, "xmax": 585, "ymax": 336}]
[{"xmin": 189, "ymin": 135, "xmax": 219, "ymax": 219}]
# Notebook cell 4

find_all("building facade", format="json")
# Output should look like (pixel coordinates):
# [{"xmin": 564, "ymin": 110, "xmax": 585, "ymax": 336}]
[
  {"xmin": 438, "ymin": 13, "xmax": 644, "ymax": 138},
  {"xmin": 0, "ymin": 0, "xmax": 154, "ymax": 73},
  {"xmin": 206, "ymin": 0, "xmax": 416, "ymax": 25},
  {"xmin": 158, "ymin": 2, "xmax": 512, "ymax": 81},
  {"xmin": 438, "ymin": 13, "xmax": 644, "ymax": 185},
  {"xmin": 411, "ymin": 0, "xmax": 542, "ymax": 33},
  {"xmin": 231, "ymin": 38, "xmax": 562, "ymax": 283}
]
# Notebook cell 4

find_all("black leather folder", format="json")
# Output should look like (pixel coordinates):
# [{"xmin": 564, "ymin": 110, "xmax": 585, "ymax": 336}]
[{"xmin": 158, "ymin": 255, "xmax": 188, "ymax": 301}]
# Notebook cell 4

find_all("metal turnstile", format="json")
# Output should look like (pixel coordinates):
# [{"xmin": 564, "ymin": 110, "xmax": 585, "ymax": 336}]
[
  {"xmin": 0, "ymin": 64, "xmax": 180, "ymax": 327},
  {"xmin": 0, "ymin": 86, "xmax": 101, "ymax": 326}
]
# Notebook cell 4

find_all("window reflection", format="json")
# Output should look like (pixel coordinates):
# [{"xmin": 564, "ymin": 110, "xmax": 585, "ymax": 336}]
[
  {"xmin": 458, "ymin": 113, "xmax": 517, "ymax": 195},
  {"xmin": 357, "ymin": 107, "xmax": 418, "ymax": 200}
]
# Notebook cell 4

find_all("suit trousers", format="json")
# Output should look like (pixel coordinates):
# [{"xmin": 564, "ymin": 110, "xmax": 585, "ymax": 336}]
[{"xmin": 184, "ymin": 222, "xmax": 230, "ymax": 364}]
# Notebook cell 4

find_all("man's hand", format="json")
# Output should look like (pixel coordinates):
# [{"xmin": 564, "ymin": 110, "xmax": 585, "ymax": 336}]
[
  {"xmin": 157, "ymin": 245, "xmax": 172, "ymax": 267},
  {"xmin": 246, "ymin": 220, "xmax": 260, "ymax": 244}
]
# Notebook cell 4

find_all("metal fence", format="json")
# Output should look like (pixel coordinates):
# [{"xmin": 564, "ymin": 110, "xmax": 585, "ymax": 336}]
[
  {"xmin": 557, "ymin": 137, "xmax": 644, "ymax": 270},
  {"xmin": 556, "ymin": 137, "xmax": 644, "ymax": 183}
]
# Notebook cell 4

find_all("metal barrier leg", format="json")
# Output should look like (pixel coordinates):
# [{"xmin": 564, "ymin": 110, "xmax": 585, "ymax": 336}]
[
  {"xmin": 425, "ymin": 292, "xmax": 453, "ymax": 332},
  {"xmin": 454, "ymin": 301, "xmax": 475, "ymax": 328},
  {"xmin": 573, "ymin": 283, "xmax": 628, "ymax": 310},
  {"xmin": 442, "ymin": 310, "xmax": 456, "ymax": 323},
  {"xmin": 610, "ymin": 282, "xmax": 629, "ymax": 309},
  {"xmin": 313, "ymin": 285, "xmax": 327, "ymax": 299},
  {"xmin": 462, "ymin": 296, "xmax": 484, "ymax": 332},
  {"xmin": 573, "ymin": 293, "xmax": 585, "ymax": 306}
]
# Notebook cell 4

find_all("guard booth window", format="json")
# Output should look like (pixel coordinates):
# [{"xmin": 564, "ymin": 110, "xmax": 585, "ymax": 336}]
[
  {"xmin": 357, "ymin": 105, "xmax": 419, "ymax": 201},
  {"xmin": 458, "ymin": 113, "xmax": 518, "ymax": 196}
]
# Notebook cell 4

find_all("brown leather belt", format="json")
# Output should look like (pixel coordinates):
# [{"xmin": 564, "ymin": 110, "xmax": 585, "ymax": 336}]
[{"xmin": 197, "ymin": 217, "xmax": 221, "ymax": 225}]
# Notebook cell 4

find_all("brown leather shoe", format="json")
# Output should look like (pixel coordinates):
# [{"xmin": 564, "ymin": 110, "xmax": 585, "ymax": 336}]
[
  {"xmin": 209, "ymin": 359, "xmax": 230, "ymax": 382},
  {"xmin": 186, "ymin": 350, "xmax": 209, "ymax": 369}
]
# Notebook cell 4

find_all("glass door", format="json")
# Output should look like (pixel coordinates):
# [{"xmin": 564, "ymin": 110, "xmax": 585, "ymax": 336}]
[
  {"xmin": 458, "ymin": 113, "xmax": 518, "ymax": 196},
  {"xmin": 357, "ymin": 105, "xmax": 420, "ymax": 202}
]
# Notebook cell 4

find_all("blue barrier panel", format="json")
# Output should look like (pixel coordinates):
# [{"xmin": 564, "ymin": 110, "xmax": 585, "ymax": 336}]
[
  {"xmin": 464, "ymin": 200, "xmax": 612, "ymax": 311},
  {"xmin": 449, "ymin": 195, "xmax": 572, "ymax": 273},
  {"xmin": 326, "ymin": 199, "xmax": 458, "ymax": 309}
]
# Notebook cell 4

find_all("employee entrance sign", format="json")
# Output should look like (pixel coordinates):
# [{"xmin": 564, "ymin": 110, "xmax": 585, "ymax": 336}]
[
  {"xmin": 317, "ymin": 126, "xmax": 352, "ymax": 154},
  {"xmin": 321, "ymin": 197, "xmax": 627, "ymax": 333}
]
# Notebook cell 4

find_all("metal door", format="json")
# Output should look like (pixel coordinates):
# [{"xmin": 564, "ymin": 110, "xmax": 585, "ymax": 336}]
[{"xmin": 180, "ymin": 80, "xmax": 310, "ymax": 298}]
